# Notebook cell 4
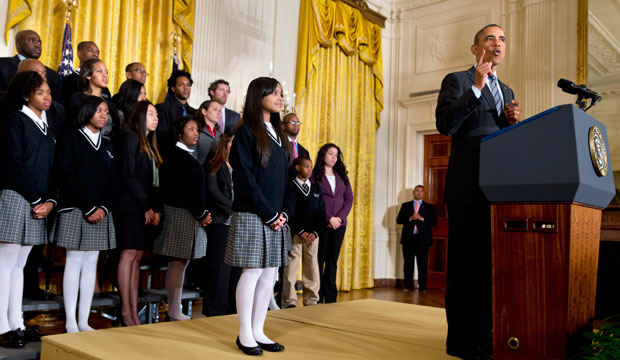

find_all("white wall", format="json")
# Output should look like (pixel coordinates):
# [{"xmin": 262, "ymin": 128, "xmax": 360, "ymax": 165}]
[{"xmin": 191, "ymin": 0, "xmax": 300, "ymax": 110}]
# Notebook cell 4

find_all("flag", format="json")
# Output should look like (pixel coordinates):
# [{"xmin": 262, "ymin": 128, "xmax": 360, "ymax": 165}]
[
  {"xmin": 164, "ymin": 54, "xmax": 181, "ymax": 102},
  {"xmin": 57, "ymin": 20, "xmax": 74, "ymax": 79}
]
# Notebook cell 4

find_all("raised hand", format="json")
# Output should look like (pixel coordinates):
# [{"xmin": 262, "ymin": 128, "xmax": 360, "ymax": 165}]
[{"xmin": 474, "ymin": 49, "xmax": 493, "ymax": 91}]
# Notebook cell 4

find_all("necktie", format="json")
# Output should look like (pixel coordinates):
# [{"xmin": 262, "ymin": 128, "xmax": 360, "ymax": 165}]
[
  {"xmin": 489, "ymin": 75, "xmax": 503, "ymax": 116},
  {"xmin": 302, "ymin": 183, "xmax": 309, "ymax": 193},
  {"xmin": 219, "ymin": 111, "xmax": 225, "ymax": 133},
  {"xmin": 414, "ymin": 201, "xmax": 420, "ymax": 234},
  {"xmin": 182, "ymin": 104, "xmax": 188, "ymax": 117},
  {"xmin": 291, "ymin": 141, "xmax": 298, "ymax": 158}
]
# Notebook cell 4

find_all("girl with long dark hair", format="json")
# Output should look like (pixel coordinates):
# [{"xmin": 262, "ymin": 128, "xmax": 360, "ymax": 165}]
[
  {"xmin": 51, "ymin": 96, "xmax": 116, "ymax": 332},
  {"xmin": 112, "ymin": 79, "xmax": 147, "ymax": 129},
  {"xmin": 225, "ymin": 77, "xmax": 294, "ymax": 355},
  {"xmin": 0, "ymin": 72, "xmax": 55, "ymax": 348},
  {"xmin": 116, "ymin": 100, "xmax": 163, "ymax": 326},
  {"xmin": 312, "ymin": 143, "xmax": 353, "ymax": 304}
]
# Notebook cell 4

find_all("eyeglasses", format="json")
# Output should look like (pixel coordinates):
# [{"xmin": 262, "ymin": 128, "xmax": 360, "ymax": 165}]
[
  {"xmin": 285, "ymin": 121, "xmax": 302, "ymax": 125},
  {"xmin": 131, "ymin": 69, "xmax": 150, "ymax": 77}
]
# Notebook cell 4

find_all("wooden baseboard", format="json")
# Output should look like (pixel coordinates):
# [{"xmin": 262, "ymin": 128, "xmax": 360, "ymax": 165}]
[{"xmin": 373, "ymin": 279, "xmax": 418, "ymax": 289}]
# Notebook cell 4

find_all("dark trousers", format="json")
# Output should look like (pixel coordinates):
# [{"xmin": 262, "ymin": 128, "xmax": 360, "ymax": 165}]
[
  {"xmin": 401, "ymin": 236, "xmax": 429, "ymax": 290},
  {"xmin": 317, "ymin": 225, "xmax": 346, "ymax": 303},
  {"xmin": 200, "ymin": 223, "xmax": 240, "ymax": 316},
  {"xmin": 23, "ymin": 244, "xmax": 45, "ymax": 295},
  {"xmin": 445, "ymin": 202, "xmax": 492, "ymax": 350}
]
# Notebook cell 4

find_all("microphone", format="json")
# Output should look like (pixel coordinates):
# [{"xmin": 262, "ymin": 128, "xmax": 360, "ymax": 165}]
[
  {"xmin": 557, "ymin": 78, "xmax": 602, "ymax": 111},
  {"xmin": 557, "ymin": 79, "xmax": 599, "ymax": 99}
]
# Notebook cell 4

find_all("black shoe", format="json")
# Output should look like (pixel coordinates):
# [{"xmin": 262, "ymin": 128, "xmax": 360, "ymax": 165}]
[
  {"xmin": 285, "ymin": 305, "xmax": 296, "ymax": 309},
  {"xmin": 22, "ymin": 325, "xmax": 41, "ymax": 342},
  {"xmin": 0, "ymin": 330, "xmax": 24, "ymax": 348},
  {"xmin": 446, "ymin": 346, "xmax": 491, "ymax": 360},
  {"xmin": 256, "ymin": 341, "xmax": 285, "ymax": 352},
  {"xmin": 23, "ymin": 288, "xmax": 54, "ymax": 301},
  {"xmin": 236, "ymin": 336, "xmax": 263, "ymax": 356}
]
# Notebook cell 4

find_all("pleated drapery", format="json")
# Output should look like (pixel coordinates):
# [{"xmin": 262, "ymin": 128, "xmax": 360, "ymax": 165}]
[
  {"xmin": 4, "ymin": 0, "xmax": 194, "ymax": 103},
  {"xmin": 294, "ymin": 0, "xmax": 383, "ymax": 291}
]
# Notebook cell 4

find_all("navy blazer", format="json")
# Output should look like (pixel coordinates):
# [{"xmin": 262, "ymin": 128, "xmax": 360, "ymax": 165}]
[
  {"xmin": 313, "ymin": 172, "xmax": 353, "ymax": 226},
  {"xmin": 396, "ymin": 200, "xmax": 437, "ymax": 246},
  {"xmin": 224, "ymin": 108, "xmax": 240, "ymax": 134},
  {"xmin": 436, "ymin": 66, "xmax": 515, "ymax": 204},
  {"xmin": 0, "ymin": 55, "xmax": 63, "ymax": 103}
]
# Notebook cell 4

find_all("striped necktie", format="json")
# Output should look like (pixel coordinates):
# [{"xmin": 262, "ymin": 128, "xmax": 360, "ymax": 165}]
[{"xmin": 489, "ymin": 75, "xmax": 503, "ymax": 116}]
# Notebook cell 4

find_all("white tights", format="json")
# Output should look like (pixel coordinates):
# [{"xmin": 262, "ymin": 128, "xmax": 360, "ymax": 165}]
[
  {"xmin": 268, "ymin": 270, "xmax": 280, "ymax": 310},
  {"xmin": 0, "ymin": 243, "xmax": 32, "ymax": 334},
  {"xmin": 63, "ymin": 250, "xmax": 99, "ymax": 333},
  {"xmin": 166, "ymin": 259, "xmax": 190, "ymax": 321},
  {"xmin": 236, "ymin": 267, "xmax": 277, "ymax": 347}
]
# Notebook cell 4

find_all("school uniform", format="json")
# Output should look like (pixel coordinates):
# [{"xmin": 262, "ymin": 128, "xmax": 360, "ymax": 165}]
[
  {"xmin": 67, "ymin": 92, "xmax": 121, "ymax": 146},
  {"xmin": 0, "ymin": 107, "xmax": 56, "ymax": 245},
  {"xmin": 200, "ymin": 161, "xmax": 241, "ymax": 316},
  {"xmin": 225, "ymin": 123, "xmax": 295, "ymax": 268},
  {"xmin": 116, "ymin": 131, "xmax": 161, "ymax": 250},
  {"xmin": 155, "ymin": 99, "xmax": 196, "ymax": 159},
  {"xmin": 282, "ymin": 177, "xmax": 326, "ymax": 307},
  {"xmin": 50, "ymin": 127, "xmax": 116, "ymax": 251},
  {"xmin": 153, "ymin": 143, "xmax": 209, "ymax": 260}
]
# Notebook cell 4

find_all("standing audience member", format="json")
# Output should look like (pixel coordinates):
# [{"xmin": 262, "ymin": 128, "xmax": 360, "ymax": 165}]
[
  {"xmin": 51, "ymin": 96, "xmax": 116, "ymax": 333},
  {"xmin": 124, "ymin": 62, "xmax": 148, "ymax": 84},
  {"xmin": 156, "ymin": 70, "xmax": 195, "ymax": 159},
  {"xmin": 282, "ymin": 157, "xmax": 325, "ymax": 308},
  {"xmin": 194, "ymin": 100, "xmax": 222, "ymax": 165},
  {"xmin": 112, "ymin": 79, "xmax": 147, "ymax": 130},
  {"xmin": 67, "ymin": 59, "xmax": 120, "ymax": 145},
  {"xmin": 61, "ymin": 41, "xmax": 110, "ymax": 106},
  {"xmin": 200, "ymin": 133, "xmax": 240, "ymax": 316},
  {"xmin": 396, "ymin": 185, "xmax": 437, "ymax": 292},
  {"xmin": 312, "ymin": 143, "xmax": 353, "ymax": 304},
  {"xmin": 0, "ymin": 30, "xmax": 62, "ymax": 102},
  {"xmin": 225, "ymin": 77, "xmax": 294, "ymax": 355},
  {"xmin": 116, "ymin": 100, "xmax": 163, "ymax": 326},
  {"xmin": 0, "ymin": 72, "xmax": 56, "ymax": 348},
  {"xmin": 208, "ymin": 79, "xmax": 240, "ymax": 134},
  {"xmin": 436, "ymin": 24, "xmax": 519, "ymax": 359},
  {"xmin": 153, "ymin": 116, "xmax": 211, "ymax": 321}
]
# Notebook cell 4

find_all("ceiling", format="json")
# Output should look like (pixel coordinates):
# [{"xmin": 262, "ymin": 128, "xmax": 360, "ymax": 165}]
[{"xmin": 588, "ymin": 0, "xmax": 620, "ymax": 89}]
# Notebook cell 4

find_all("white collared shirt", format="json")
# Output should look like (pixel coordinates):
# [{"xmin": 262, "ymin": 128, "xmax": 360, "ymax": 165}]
[
  {"xmin": 176, "ymin": 141, "xmax": 195, "ymax": 154},
  {"xmin": 264, "ymin": 121, "xmax": 277, "ymax": 139},
  {"xmin": 220, "ymin": 106, "xmax": 227, "ymax": 130},
  {"xmin": 470, "ymin": 64, "xmax": 504, "ymax": 105},
  {"xmin": 20, "ymin": 105, "xmax": 48, "ymax": 134},
  {"xmin": 80, "ymin": 126, "xmax": 101, "ymax": 149},
  {"xmin": 295, "ymin": 176, "xmax": 311, "ymax": 193}
]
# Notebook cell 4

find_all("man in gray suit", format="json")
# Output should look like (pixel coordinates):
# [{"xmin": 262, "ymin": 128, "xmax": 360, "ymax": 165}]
[
  {"xmin": 436, "ymin": 24, "xmax": 521, "ymax": 360},
  {"xmin": 208, "ymin": 79, "xmax": 240, "ymax": 134}
]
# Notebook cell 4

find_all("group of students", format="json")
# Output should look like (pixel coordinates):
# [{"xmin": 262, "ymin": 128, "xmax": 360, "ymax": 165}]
[{"xmin": 0, "ymin": 53, "xmax": 354, "ymax": 355}]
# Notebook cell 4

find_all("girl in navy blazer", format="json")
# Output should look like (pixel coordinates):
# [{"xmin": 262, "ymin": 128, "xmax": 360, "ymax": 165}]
[{"xmin": 312, "ymin": 143, "xmax": 353, "ymax": 304}]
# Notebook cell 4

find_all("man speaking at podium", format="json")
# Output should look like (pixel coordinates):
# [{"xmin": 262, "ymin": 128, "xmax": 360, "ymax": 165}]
[{"xmin": 436, "ymin": 24, "xmax": 521, "ymax": 360}]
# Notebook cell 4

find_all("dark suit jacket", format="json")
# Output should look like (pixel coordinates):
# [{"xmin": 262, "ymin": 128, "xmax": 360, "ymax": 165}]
[
  {"xmin": 224, "ymin": 108, "xmax": 240, "ymax": 134},
  {"xmin": 204, "ymin": 162, "xmax": 233, "ymax": 224},
  {"xmin": 396, "ymin": 200, "xmax": 437, "ymax": 246},
  {"xmin": 156, "ymin": 99, "xmax": 196, "ymax": 158},
  {"xmin": 117, "ymin": 131, "xmax": 159, "ymax": 215},
  {"xmin": 0, "ymin": 55, "xmax": 63, "ymax": 103},
  {"xmin": 312, "ymin": 172, "xmax": 353, "ymax": 226},
  {"xmin": 436, "ymin": 66, "xmax": 515, "ymax": 204},
  {"xmin": 287, "ymin": 142, "xmax": 310, "ymax": 179}
]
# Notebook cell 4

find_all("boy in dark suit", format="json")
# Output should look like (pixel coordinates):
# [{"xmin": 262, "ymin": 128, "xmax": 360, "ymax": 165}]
[
  {"xmin": 282, "ymin": 157, "xmax": 326, "ymax": 308},
  {"xmin": 396, "ymin": 185, "xmax": 437, "ymax": 292}
]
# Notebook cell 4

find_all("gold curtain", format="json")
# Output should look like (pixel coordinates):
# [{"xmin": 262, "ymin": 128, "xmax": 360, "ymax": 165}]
[
  {"xmin": 5, "ymin": 0, "xmax": 194, "ymax": 104},
  {"xmin": 295, "ymin": 0, "xmax": 383, "ymax": 290}
]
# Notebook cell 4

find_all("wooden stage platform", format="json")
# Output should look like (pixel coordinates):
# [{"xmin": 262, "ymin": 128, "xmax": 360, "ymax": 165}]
[{"xmin": 41, "ymin": 299, "xmax": 451, "ymax": 359}]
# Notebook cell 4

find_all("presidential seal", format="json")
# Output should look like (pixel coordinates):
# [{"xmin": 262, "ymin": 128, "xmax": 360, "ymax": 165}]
[{"xmin": 589, "ymin": 126, "xmax": 608, "ymax": 177}]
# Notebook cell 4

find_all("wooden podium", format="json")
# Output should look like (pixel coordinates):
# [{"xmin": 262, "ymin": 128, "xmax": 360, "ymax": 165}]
[{"xmin": 479, "ymin": 105, "xmax": 615, "ymax": 359}]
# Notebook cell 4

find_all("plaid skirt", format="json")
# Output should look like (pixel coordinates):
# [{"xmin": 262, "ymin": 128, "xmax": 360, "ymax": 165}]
[
  {"xmin": 153, "ymin": 205, "xmax": 206, "ymax": 260},
  {"xmin": 50, "ymin": 208, "xmax": 116, "ymax": 251},
  {"xmin": 225, "ymin": 212, "xmax": 291, "ymax": 268},
  {"xmin": 0, "ymin": 189, "xmax": 47, "ymax": 245}
]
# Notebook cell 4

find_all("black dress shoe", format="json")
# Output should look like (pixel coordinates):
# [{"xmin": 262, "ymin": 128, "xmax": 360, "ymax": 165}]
[
  {"xmin": 236, "ymin": 336, "xmax": 263, "ymax": 356},
  {"xmin": 0, "ymin": 330, "xmax": 25, "ymax": 348},
  {"xmin": 23, "ymin": 288, "xmax": 54, "ymax": 301},
  {"xmin": 446, "ymin": 346, "xmax": 491, "ymax": 360},
  {"xmin": 22, "ymin": 325, "xmax": 41, "ymax": 342},
  {"xmin": 256, "ymin": 341, "xmax": 285, "ymax": 352}
]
